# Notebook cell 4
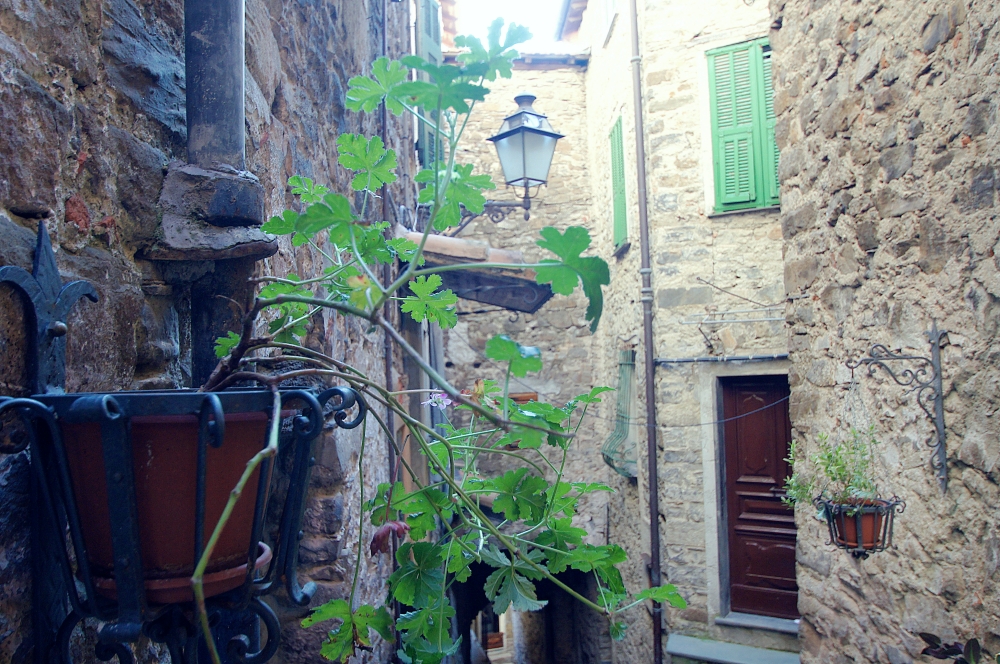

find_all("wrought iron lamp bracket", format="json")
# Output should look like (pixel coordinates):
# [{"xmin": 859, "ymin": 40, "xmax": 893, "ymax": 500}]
[
  {"xmin": 845, "ymin": 322, "xmax": 948, "ymax": 491},
  {"xmin": 415, "ymin": 198, "xmax": 530, "ymax": 236}
]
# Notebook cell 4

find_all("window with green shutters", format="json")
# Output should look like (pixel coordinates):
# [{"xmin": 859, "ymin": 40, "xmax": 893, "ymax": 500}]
[
  {"xmin": 416, "ymin": 0, "xmax": 442, "ymax": 169},
  {"xmin": 610, "ymin": 117, "xmax": 627, "ymax": 247},
  {"xmin": 707, "ymin": 38, "xmax": 779, "ymax": 213}
]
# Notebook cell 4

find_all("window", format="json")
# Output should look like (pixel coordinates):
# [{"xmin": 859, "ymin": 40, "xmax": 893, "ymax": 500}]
[
  {"xmin": 416, "ymin": 0, "xmax": 442, "ymax": 168},
  {"xmin": 707, "ymin": 38, "xmax": 779, "ymax": 213},
  {"xmin": 600, "ymin": 0, "xmax": 619, "ymax": 45},
  {"xmin": 609, "ymin": 116, "xmax": 627, "ymax": 247}
]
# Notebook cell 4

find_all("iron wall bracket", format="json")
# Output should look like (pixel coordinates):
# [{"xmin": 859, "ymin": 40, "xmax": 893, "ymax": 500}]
[
  {"xmin": 845, "ymin": 322, "xmax": 948, "ymax": 492},
  {"xmin": 415, "ymin": 198, "xmax": 530, "ymax": 236}
]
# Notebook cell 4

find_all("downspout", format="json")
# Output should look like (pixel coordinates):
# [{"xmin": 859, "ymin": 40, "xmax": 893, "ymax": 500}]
[{"xmin": 627, "ymin": 0, "xmax": 663, "ymax": 662}]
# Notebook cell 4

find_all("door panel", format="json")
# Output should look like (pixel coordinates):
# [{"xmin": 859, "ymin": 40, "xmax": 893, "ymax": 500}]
[{"xmin": 722, "ymin": 376, "xmax": 798, "ymax": 619}]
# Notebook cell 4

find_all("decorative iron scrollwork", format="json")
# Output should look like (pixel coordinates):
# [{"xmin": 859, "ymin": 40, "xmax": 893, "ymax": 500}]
[
  {"xmin": 845, "ymin": 322, "xmax": 948, "ymax": 491},
  {"xmin": 1, "ymin": 223, "xmax": 370, "ymax": 663},
  {"xmin": 414, "ymin": 198, "xmax": 530, "ymax": 235},
  {"xmin": 816, "ymin": 496, "xmax": 905, "ymax": 559}
]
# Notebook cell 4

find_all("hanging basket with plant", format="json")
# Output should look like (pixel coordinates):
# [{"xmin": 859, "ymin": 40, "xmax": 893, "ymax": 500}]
[{"xmin": 783, "ymin": 373, "xmax": 905, "ymax": 560}]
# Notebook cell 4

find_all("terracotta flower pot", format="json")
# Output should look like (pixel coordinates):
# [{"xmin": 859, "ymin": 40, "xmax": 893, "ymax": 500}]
[
  {"xmin": 826, "ymin": 499, "xmax": 889, "ymax": 550},
  {"xmin": 59, "ymin": 407, "xmax": 273, "ymax": 603}
]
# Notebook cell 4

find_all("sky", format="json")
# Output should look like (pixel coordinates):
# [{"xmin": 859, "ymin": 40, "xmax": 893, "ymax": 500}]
[{"xmin": 455, "ymin": 0, "xmax": 574, "ymax": 54}]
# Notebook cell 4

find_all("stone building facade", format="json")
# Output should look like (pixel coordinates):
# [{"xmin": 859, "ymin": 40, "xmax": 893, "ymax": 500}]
[
  {"xmin": 770, "ymin": 0, "xmax": 1000, "ymax": 661},
  {"xmin": 448, "ymin": 0, "xmax": 795, "ymax": 660},
  {"xmin": 0, "ymin": 1, "xmax": 415, "ymax": 662},
  {"xmin": 452, "ymin": 0, "xmax": 1000, "ymax": 661}
]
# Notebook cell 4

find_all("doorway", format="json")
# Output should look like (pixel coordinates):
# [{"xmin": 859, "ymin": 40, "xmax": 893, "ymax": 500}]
[{"xmin": 719, "ymin": 375, "xmax": 798, "ymax": 619}]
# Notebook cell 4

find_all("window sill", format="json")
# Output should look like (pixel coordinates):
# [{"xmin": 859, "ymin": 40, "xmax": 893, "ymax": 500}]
[
  {"xmin": 707, "ymin": 204, "xmax": 780, "ymax": 219},
  {"xmin": 612, "ymin": 241, "xmax": 631, "ymax": 260},
  {"xmin": 715, "ymin": 612, "xmax": 800, "ymax": 636}
]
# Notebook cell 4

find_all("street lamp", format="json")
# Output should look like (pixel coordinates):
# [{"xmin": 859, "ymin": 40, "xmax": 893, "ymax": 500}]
[
  {"xmin": 415, "ymin": 93, "xmax": 564, "ymax": 235},
  {"xmin": 487, "ymin": 92, "xmax": 564, "ymax": 218}
]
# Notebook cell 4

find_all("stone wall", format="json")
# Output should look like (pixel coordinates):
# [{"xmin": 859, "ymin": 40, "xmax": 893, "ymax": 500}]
[
  {"xmin": 770, "ymin": 0, "xmax": 1000, "ymax": 660},
  {"xmin": 0, "ymin": 1, "xmax": 413, "ymax": 662},
  {"xmin": 439, "ymin": 58, "xmax": 617, "ymax": 660},
  {"xmin": 442, "ymin": 61, "xmax": 614, "ymax": 545},
  {"xmin": 572, "ymin": 0, "xmax": 792, "ymax": 659}
]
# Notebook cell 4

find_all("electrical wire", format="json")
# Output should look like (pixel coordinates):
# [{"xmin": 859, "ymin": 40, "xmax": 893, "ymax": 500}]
[{"xmin": 443, "ymin": 327, "xmax": 791, "ymax": 429}]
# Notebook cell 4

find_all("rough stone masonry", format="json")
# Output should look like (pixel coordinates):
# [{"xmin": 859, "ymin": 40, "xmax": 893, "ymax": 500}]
[
  {"xmin": 770, "ymin": 0, "xmax": 1000, "ymax": 660},
  {"xmin": 0, "ymin": 1, "xmax": 413, "ymax": 662}
]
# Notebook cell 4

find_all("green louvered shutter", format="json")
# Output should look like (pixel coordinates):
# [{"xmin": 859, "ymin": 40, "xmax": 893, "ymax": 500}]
[
  {"xmin": 610, "ymin": 117, "xmax": 627, "ymax": 246},
  {"xmin": 416, "ymin": 0, "xmax": 442, "ymax": 169},
  {"xmin": 761, "ymin": 46, "xmax": 780, "ymax": 205},
  {"xmin": 709, "ymin": 43, "xmax": 757, "ymax": 208}
]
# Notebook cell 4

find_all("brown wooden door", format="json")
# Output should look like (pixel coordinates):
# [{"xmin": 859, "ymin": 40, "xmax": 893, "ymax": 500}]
[{"xmin": 721, "ymin": 376, "xmax": 798, "ymax": 619}]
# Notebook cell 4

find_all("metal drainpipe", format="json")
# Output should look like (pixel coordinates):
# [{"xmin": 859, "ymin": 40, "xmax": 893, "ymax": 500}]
[
  {"xmin": 627, "ymin": 0, "xmax": 663, "ymax": 662},
  {"xmin": 185, "ymin": 0, "xmax": 246, "ymax": 169}
]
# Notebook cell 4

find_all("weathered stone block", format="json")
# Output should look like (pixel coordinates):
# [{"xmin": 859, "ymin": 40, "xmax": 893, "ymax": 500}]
[
  {"xmin": 853, "ymin": 38, "xmax": 884, "ymax": 87},
  {"xmin": 874, "ymin": 187, "xmax": 928, "ymax": 217},
  {"xmin": 0, "ymin": 70, "xmax": 72, "ymax": 216},
  {"xmin": 783, "ymin": 203, "xmax": 818, "ymax": 238},
  {"xmin": 102, "ymin": 0, "xmax": 186, "ymax": 138},
  {"xmin": 921, "ymin": 4, "xmax": 966, "ymax": 54},
  {"xmin": 962, "ymin": 100, "xmax": 995, "ymax": 138},
  {"xmin": 657, "ymin": 287, "xmax": 713, "ymax": 307},
  {"xmin": 878, "ymin": 142, "xmax": 914, "ymax": 181},
  {"xmin": 968, "ymin": 165, "xmax": 995, "ymax": 209},
  {"xmin": 784, "ymin": 256, "xmax": 821, "ymax": 292}
]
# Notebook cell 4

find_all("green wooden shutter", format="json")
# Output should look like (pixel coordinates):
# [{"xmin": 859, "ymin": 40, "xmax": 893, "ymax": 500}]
[
  {"xmin": 709, "ymin": 43, "xmax": 757, "ymax": 208},
  {"xmin": 610, "ymin": 117, "xmax": 627, "ymax": 246},
  {"xmin": 761, "ymin": 46, "xmax": 780, "ymax": 205},
  {"xmin": 416, "ymin": 0, "xmax": 442, "ymax": 169}
]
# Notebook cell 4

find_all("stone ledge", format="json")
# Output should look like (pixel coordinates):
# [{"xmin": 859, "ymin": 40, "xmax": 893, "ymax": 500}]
[
  {"xmin": 707, "ymin": 204, "xmax": 781, "ymax": 219},
  {"xmin": 666, "ymin": 634, "xmax": 800, "ymax": 664},
  {"xmin": 715, "ymin": 612, "xmax": 800, "ymax": 636}
]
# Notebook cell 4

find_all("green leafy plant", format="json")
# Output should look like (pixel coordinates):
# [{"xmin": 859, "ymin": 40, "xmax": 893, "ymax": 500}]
[
  {"xmin": 189, "ymin": 18, "xmax": 683, "ymax": 664},
  {"xmin": 783, "ymin": 426, "xmax": 881, "ymax": 510}
]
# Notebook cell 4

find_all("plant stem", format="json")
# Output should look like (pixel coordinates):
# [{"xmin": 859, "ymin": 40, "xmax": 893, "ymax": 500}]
[{"xmin": 192, "ymin": 384, "xmax": 282, "ymax": 664}]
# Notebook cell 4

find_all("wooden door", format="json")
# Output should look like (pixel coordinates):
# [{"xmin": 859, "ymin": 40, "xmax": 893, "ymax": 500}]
[{"xmin": 721, "ymin": 376, "xmax": 798, "ymax": 619}]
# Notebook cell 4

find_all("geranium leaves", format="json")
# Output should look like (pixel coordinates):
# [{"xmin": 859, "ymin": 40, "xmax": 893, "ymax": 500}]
[
  {"xmin": 303, "ymin": 600, "xmax": 394, "ymax": 663},
  {"xmin": 415, "ymin": 164, "xmax": 495, "ymax": 229},
  {"xmin": 389, "ymin": 542, "xmax": 446, "ymax": 608},
  {"xmin": 481, "ymin": 545, "xmax": 548, "ymax": 613},
  {"xmin": 337, "ymin": 134, "xmax": 398, "ymax": 192},
  {"xmin": 488, "ymin": 468, "xmax": 549, "ymax": 524},
  {"xmin": 401, "ymin": 275, "xmax": 458, "ymax": 328},
  {"xmin": 484, "ymin": 335, "xmax": 542, "ymax": 377},
  {"xmin": 455, "ymin": 18, "xmax": 532, "ymax": 81},
  {"xmin": 535, "ymin": 226, "xmax": 610, "ymax": 332},
  {"xmin": 346, "ymin": 56, "xmax": 409, "ymax": 114}
]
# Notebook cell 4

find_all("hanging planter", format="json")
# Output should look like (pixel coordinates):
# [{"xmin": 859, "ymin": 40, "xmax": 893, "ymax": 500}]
[
  {"xmin": 815, "ymin": 496, "xmax": 903, "ymax": 559},
  {"xmin": 42, "ymin": 390, "xmax": 280, "ymax": 604},
  {"xmin": 0, "ymin": 223, "xmax": 366, "ymax": 661},
  {"xmin": 784, "ymin": 424, "xmax": 904, "ymax": 560}
]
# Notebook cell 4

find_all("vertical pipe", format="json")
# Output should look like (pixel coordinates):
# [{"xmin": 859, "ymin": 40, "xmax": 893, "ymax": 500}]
[
  {"xmin": 185, "ymin": 0, "xmax": 246, "ymax": 169},
  {"xmin": 382, "ymin": 0, "xmax": 396, "ymax": 489},
  {"xmin": 627, "ymin": 0, "xmax": 663, "ymax": 662}
]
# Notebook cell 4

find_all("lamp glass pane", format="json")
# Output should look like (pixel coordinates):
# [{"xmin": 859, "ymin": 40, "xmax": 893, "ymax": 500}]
[
  {"xmin": 493, "ymin": 132, "xmax": 526, "ymax": 185},
  {"xmin": 522, "ymin": 132, "xmax": 557, "ymax": 185}
]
